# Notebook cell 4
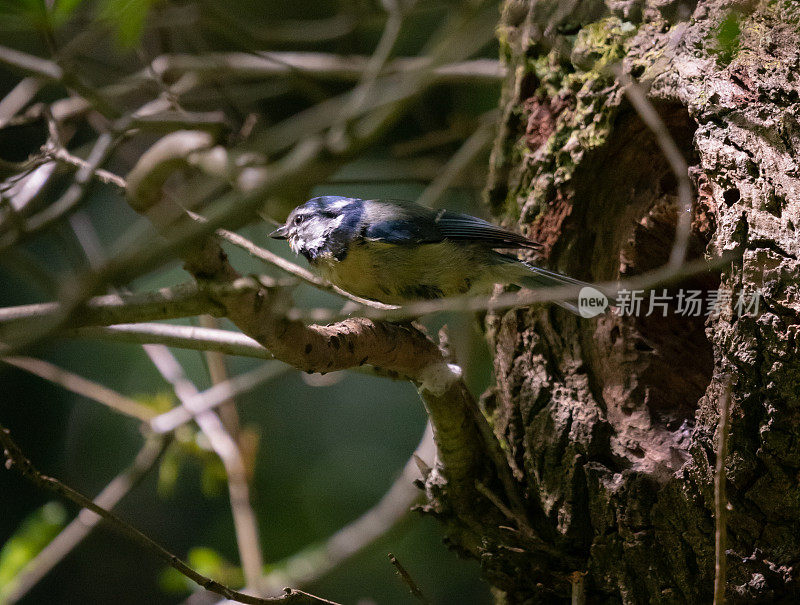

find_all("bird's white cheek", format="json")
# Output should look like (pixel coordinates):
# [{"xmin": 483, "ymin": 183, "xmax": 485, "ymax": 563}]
[{"xmin": 304, "ymin": 216, "xmax": 345, "ymax": 251}]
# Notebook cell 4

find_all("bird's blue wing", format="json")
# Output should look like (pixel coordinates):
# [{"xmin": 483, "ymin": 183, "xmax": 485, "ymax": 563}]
[
  {"xmin": 361, "ymin": 199, "xmax": 540, "ymax": 249},
  {"xmin": 435, "ymin": 211, "xmax": 541, "ymax": 250},
  {"xmin": 363, "ymin": 218, "xmax": 435, "ymax": 244},
  {"xmin": 361, "ymin": 200, "xmax": 441, "ymax": 244}
]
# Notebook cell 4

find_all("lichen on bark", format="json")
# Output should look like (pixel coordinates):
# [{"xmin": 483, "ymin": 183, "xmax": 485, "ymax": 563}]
[{"xmin": 475, "ymin": 0, "xmax": 800, "ymax": 602}]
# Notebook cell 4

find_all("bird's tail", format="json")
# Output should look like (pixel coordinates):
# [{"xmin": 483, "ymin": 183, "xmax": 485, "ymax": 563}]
[{"xmin": 505, "ymin": 261, "xmax": 596, "ymax": 315}]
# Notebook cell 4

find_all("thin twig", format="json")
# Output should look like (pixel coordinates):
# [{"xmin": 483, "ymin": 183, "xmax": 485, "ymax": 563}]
[
  {"xmin": 149, "ymin": 361, "xmax": 288, "ymax": 433},
  {"xmin": 475, "ymin": 480, "xmax": 536, "ymax": 543},
  {"xmin": 0, "ymin": 281, "xmax": 264, "ymax": 330},
  {"xmin": 50, "ymin": 148, "xmax": 127, "ymax": 189},
  {"xmin": 714, "ymin": 377, "xmax": 732, "ymax": 605},
  {"xmin": 0, "ymin": 424, "xmax": 335, "ymax": 605},
  {"xmin": 1, "ymin": 356, "xmax": 156, "ymax": 421},
  {"xmin": 199, "ymin": 315, "xmax": 241, "ymax": 439},
  {"xmin": 2, "ymin": 435, "xmax": 171, "ymax": 604},
  {"xmin": 388, "ymin": 553, "xmax": 430, "ymax": 604},
  {"xmin": 214, "ymin": 226, "xmax": 395, "ymax": 310},
  {"xmin": 0, "ymin": 77, "xmax": 42, "ymax": 128},
  {"xmin": 0, "ymin": 45, "xmax": 63, "ymax": 80},
  {"xmin": 330, "ymin": 0, "xmax": 413, "ymax": 147},
  {"xmin": 569, "ymin": 571, "xmax": 587, "ymax": 605},
  {"xmin": 0, "ymin": 133, "xmax": 117, "ymax": 252},
  {"xmin": 147, "ymin": 52, "xmax": 504, "ymax": 85}
]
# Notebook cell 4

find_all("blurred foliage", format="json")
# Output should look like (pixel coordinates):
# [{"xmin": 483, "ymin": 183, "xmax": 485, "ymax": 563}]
[
  {"xmin": 158, "ymin": 426, "xmax": 231, "ymax": 498},
  {"xmin": 99, "ymin": 0, "xmax": 162, "ymax": 47},
  {"xmin": 0, "ymin": 502, "xmax": 67, "ymax": 601},
  {"xmin": 160, "ymin": 546, "xmax": 244, "ymax": 594}
]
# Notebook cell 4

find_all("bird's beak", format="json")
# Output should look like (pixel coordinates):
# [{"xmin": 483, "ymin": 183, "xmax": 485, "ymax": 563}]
[{"xmin": 269, "ymin": 225, "xmax": 288, "ymax": 239}]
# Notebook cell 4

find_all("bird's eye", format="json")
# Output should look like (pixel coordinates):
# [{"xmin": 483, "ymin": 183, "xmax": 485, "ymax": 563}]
[{"xmin": 293, "ymin": 215, "xmax": 304, "ymax": 225}]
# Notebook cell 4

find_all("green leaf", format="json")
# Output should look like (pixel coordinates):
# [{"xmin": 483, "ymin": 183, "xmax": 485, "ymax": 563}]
[
  {"xmin": 99, "ymin": 0, "xmax": 159, "ymax": 47},
  {"xmin": 136, "ymin": 391, "xmax": 175, "ymax": 413},
  {"xmin": 0, "ymin": 502, "xmax": 67, "ymax": 599},
  {"xmin": 52, "ymin": 0, "xmax": 87, "ymax": 27},
  {"xmin": 156, "ymin": 428, "xmax": 227, "ymax": 498},
  {"xmin": 159, "ymin": 547, "xmax": 243, "ymax": 595}
]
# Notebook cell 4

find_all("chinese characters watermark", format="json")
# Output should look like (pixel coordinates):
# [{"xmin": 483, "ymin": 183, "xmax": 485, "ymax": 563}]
[{"xmin": 578, "ymin": 287, "xmax": 761, "ymax": 319}]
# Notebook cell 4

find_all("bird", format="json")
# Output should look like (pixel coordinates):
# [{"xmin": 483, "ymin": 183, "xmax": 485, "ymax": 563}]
[{"xmin": 269, "ymin": 195, "xmax": 590, "ymax": 312}]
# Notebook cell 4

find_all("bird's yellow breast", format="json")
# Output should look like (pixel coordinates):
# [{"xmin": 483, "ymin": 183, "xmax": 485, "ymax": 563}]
[{"xmin": 312, "ymin": 240, "xmax": 495, "ymax": 304}]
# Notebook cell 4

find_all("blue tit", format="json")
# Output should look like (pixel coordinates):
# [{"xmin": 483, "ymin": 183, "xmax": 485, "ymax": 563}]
[{"xmin": 270, "ymin": 195, "xmax": 589, "ymax": 312}]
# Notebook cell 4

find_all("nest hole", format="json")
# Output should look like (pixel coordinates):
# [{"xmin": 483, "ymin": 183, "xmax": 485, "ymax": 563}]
[{"xmin": 569, "ymin": 102, "xmax": 718, "ymax": 435}]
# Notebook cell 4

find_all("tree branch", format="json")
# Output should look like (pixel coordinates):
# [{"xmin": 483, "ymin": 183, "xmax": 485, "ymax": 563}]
[
  {"xmin": 0, "ymin": 424, "xmax": 335, "ymax": 605},
  {"xmin": 149, "ymin": 361, "xmax": 287, "ymax": 434},
  {"xmin": 69, "ymin": 322, "xmax": 274, "ymax": 359},
  {"xmin": 1, "ymin": 356, "xmax": 156, "ymax": 421},
  {"xmin": 0, "ymin": 282, "xmax": 231, "ymax": 334},
  {"xmin": 2, "ymin": 435, "xmax": 171, "ymax": 604},
  {"xmin": 148, "ymin": 52, "xmax": 504, "ymax": 86},
  {"xmin": 141, "ymin": 344, "xmax": 266, "ymax": 590}
]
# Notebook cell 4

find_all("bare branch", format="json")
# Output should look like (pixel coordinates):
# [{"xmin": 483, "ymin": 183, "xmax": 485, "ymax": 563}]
[
  {"xmin": 0, "ymin": 45, "xmax": 63, "ymax": 80},
  {"xmin": 0, "ymin": 282, "xmax": 225, "ymax": 333},
  {"xmin": 388, "ymin": 553, "xmax": 430, "ymax": 605},
  {"xmin": 142, "ymin": 345, "xmax": 266, "ymax": 589},
  {"xmin": 416, "ymin": 111, "xmax": 497, "ymax": 208},
  {"xmin": 0, "ymin": 424, "xmax": 335, "ymax": 605},
  {"xmin": 0, "ymin": 134, "xmax": 117, "ymax": 252},
  {"xmin": 0, "ymin": 77, "xmax": 42, "ymax": 129},
  {"xmin": 199, "ymin": 315, "xmax": 241, "ymax": 439},
  {"xmin": 49, "ymin": 149, "xmax": 127, "ymax": 189},
  {"xmin": 1, "ymin": 356, "xmax": 155, "ymax": 421},
  {"xmin": 331, "ymin": 0, "xmax": 414, "ymax": 145},
  {"xmin": 149, "ymin": 360, "xmax": 286, "ymax": 437},
  {"xmin": 2, "ymin": 436, "xmax": 171, "ymax": 604},
  {"xmin": 70, "ymin": 322, "xmax": 274, "ymax": 360},
  {"xmin": 148, "ymin": 52, "xmax": 503, "ymax": 86}
]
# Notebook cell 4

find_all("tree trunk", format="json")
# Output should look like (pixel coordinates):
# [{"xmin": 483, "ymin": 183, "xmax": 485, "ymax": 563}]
[{"xmin": 458, "ymin": 0, "xmax": 800, "ymax": 602}]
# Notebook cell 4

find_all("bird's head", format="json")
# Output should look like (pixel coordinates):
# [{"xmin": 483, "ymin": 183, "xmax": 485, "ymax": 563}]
[{"xmin": 270, "ymin": 196, "xmax": 361, "ymax": 261}]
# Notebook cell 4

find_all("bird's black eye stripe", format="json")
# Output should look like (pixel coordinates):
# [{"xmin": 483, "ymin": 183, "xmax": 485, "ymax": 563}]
[{"xmin": 320, "ymin": 210, "xmax": 337, "ymax": 219}]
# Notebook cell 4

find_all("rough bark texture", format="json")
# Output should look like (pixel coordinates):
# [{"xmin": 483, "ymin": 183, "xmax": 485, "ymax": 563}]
[{"xmin": 470, "ymin": 0, "xmax": 800, "ymax": 602}]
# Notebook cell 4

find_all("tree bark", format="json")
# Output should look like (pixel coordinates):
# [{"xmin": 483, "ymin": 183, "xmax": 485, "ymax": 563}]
[{"xmin": 450, "ymin": 0, "xmax": 800, "ymax": 602}]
